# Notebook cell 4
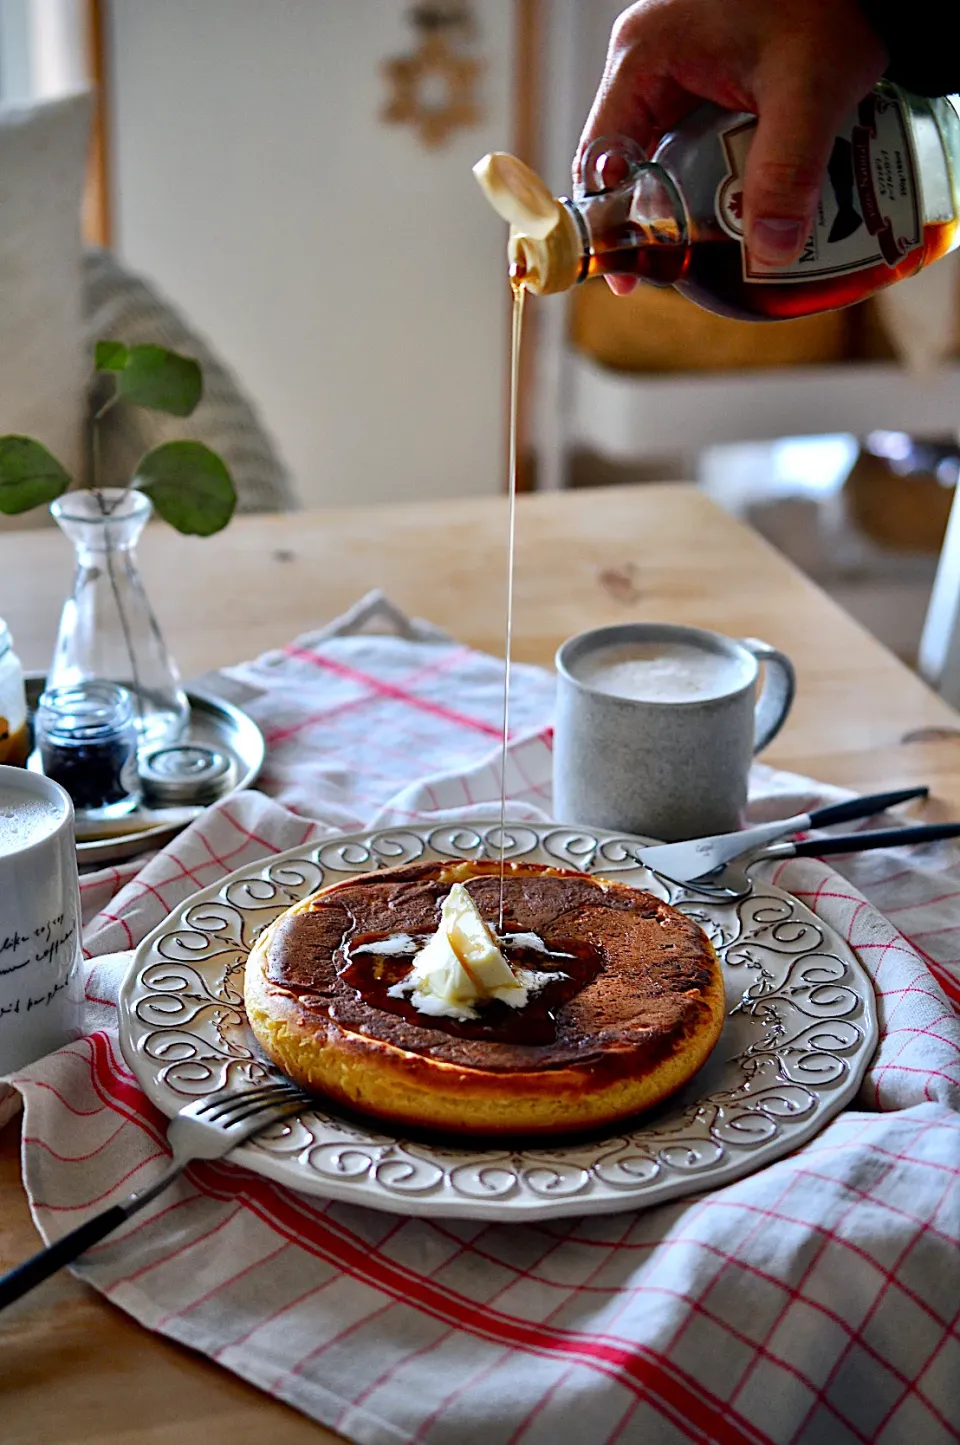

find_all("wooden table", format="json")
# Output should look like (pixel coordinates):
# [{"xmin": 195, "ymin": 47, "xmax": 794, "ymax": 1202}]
[{"xmin": 2, "ymin": 483, "xmax": 959, "ymax": 1443}]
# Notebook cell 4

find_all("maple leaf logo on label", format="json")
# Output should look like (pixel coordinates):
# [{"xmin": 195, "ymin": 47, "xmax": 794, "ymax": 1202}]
[{"xmin": 715, "ymin": 119, "xmax": 755, "ymax": 241}]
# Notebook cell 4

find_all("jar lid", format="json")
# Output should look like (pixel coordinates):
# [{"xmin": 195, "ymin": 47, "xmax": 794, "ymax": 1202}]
[
  {"xmin": 139, "ymin": 744, "xmax": 232, "ymax": 805},
  {"xmin": 37, "ymin": 681, "xmax": 135, "ymax": 742}
]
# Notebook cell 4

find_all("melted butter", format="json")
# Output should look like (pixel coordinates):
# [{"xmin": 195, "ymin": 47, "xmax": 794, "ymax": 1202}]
[
  {"xmin": 504, "ymin": 931, "xmax": 573, "ymax": 957},
  {"xmin": 339, "ymin": 887, "xmax": 580, "ymax": 1023},
  {"xmin": 383, "ymin": 882, "xmax": 524, "ymax": 1021},
  {"xmin": 338, "ymin": 931, "xmax": 602, "ymax": 1047},
  {"xmin": 331, "ymin": 881, "xmax": 606, "ymax": 1043},
  {"xmin": 349, "ymin": 934, "xmax": 419, "ymax": 958}
]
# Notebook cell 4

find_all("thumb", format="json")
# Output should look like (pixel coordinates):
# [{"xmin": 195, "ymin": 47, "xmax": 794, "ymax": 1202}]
[{"xmin": 743, "ymin": 76, "xmax": 849, "ymax": 268}]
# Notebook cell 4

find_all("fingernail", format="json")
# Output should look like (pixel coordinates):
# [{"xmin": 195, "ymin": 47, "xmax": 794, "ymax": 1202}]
[{"xmin": 750, "ymin": 218, "xmax": 805, "ymax": 264}]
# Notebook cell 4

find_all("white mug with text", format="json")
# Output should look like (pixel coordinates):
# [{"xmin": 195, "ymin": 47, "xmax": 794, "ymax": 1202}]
[{"xmin": 0, "ymin": 765, "xmax": 84, "ymax": 1076}]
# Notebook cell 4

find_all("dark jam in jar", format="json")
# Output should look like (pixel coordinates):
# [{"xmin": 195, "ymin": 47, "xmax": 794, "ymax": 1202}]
[{"xmin": 36, "ymin": 682, "xmax": 141, "ymax": 817}]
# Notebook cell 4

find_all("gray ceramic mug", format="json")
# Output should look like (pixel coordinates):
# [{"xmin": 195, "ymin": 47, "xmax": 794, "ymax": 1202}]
[{"xmin": 553, "ymin": 623, "xmax": 796, "ymax": 841}]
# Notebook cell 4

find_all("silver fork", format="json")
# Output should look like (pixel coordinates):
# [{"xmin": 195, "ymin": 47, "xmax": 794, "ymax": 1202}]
[
  {"xmin": 0, "ymin": 1078, "xmax": 310, "ymax": 1310},
  {"xmin": 676, "ymin": 820, "xmax": 960, "ymax": 902}
]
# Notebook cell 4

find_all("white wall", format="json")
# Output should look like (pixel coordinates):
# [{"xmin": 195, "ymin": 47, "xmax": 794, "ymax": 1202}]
[
  {"xmin": 0, "ymin": 0, "xmax": 32, "ymax": 100},
  {"xmin": 1, "ymin": 0, "xmax": 88, "ymax": 102},
  {"xmin": 108, "ymin": 0, "xmax": 515, "ymax": 508}
]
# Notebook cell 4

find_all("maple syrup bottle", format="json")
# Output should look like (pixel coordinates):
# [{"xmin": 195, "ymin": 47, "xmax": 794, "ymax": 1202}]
[{"xmin": 475, "ymin": 85, "xmax": 960, "ymax": 321}]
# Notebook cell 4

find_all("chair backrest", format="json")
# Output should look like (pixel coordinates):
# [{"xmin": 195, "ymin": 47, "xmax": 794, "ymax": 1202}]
[
  {"xmin": 919, "ymin": 486, "xmax": 960, "ymax": 707},
  {"xmin": 0, "ymin": 92, "xmax": 91, "ymax": 527}
]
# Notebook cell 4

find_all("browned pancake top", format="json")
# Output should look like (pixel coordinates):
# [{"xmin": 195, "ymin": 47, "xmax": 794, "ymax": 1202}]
[{"xmin": 263, "ymin": 861, "xmax": 717, "ymax": 1078}]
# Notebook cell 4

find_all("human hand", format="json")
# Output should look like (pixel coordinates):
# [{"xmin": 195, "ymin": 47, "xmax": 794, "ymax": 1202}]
[{"xmin": 577, "ymin": 0, "xmax": 887, "ymax": 292}]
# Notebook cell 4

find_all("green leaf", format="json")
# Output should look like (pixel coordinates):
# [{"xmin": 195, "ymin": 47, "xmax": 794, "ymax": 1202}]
[
  {"xmin": 134, "ymin": 441, "xmax": 236, "ymax": 536},
  {"xmin": 95, "ymin": 339, "xmax": 129, "ymax": 372},
  {"xmin": 117, "ymin": 345, "xmax": 202, "ymax": 417},
  {"xmin": 0, "ymin": 436, "xmax": 71, "ymax": 515}
]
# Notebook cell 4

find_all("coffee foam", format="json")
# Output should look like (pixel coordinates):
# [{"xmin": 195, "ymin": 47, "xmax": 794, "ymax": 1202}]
[
  {"xmin": 0, "ymin": 786, "xmax": 64, "ymax": 858},
  {"xmin": 574, "ymin": 640, "xmax": 751, "ymax": 704}
]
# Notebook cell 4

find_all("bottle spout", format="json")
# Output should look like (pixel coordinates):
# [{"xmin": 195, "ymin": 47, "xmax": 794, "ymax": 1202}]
[{"xmin": 473, "ymin": 152, "xmax": 582, "ymax": 294}]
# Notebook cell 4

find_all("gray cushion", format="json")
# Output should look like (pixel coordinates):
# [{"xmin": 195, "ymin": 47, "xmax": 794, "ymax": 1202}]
[{"xmin": 83, "ymin": 248, "xmax": 297, "ymax": 514}]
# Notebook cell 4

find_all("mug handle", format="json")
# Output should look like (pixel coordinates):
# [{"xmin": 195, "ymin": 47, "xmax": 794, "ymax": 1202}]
[{"xmin": 740, "ymin": 638, "xmax": 797, "ymax": 753}]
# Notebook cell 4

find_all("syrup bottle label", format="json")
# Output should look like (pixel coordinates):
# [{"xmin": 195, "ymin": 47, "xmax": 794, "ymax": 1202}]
[{"xmin": 716, "ymin": 91, "xmax": 922, "ymax": 283}]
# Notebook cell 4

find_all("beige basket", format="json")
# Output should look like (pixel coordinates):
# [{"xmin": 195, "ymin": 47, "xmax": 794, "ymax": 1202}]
[
  {"xmin": 570, "ymin": 278, "xmax": 848, "ymax": 373},
  {"xmin": 844, "ymin": 449, "xmax": 955, "ymax": 554}
]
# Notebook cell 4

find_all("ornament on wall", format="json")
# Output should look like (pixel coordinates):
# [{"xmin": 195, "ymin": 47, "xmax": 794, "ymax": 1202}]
[{"xmin": 381, "ymin": 4, "xmax": 484, "ymax": 149}]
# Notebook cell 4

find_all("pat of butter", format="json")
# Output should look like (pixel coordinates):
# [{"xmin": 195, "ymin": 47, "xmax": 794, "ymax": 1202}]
[
  {"xmin": 388, "ymin": 882, "xmax": 527, "ymax": 1020},
  {"xmin": 443, "ymin": 882, "xmax": 519, "ymax": 993}
]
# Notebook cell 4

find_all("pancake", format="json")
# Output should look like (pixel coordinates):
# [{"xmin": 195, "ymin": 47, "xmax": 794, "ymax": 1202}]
[{"xmin": 244, "ymin": 859, "xmax": 725, "ymax": 1138}]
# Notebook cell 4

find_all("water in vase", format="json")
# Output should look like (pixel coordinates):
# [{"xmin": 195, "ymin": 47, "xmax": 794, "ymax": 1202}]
[{"xmin": 48, "ymin": 489, "xmax": 189, "ymax": 751}]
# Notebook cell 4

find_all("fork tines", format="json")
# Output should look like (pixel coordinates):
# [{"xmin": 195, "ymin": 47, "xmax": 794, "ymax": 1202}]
[{"xmin": 190, "ymin": 1079, "xmax": 310, "ymax": 1124}]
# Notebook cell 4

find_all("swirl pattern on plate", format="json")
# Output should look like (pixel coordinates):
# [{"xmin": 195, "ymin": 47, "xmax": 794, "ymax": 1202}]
[{"xmin": 118, "ymin": 823, "xmax": 878, "ymax": 1220}]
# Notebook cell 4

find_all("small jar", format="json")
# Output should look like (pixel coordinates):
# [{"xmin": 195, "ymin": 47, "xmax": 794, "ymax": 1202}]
[
  {"xmin": 0, "ymin": 619, "xmax": 29, "ymax": 767},
  {"xmin": 140, "ymin": 745, "xmax": 233, "ymax": 806},
  {"xmin": 36, "ymin": 682, "xmax": 141, "ymax": 817}
]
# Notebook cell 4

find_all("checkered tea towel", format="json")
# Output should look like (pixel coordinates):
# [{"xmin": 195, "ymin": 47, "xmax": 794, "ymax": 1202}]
[{"xmin": 7, "ymin": 595, "xmax": 960, "ymax": 1445}]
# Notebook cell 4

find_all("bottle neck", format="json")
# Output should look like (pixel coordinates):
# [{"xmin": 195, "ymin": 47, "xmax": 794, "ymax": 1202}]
[
  {"xmin": 572, "ymin": 161, "xmax": 689, "ymax": 288},
  {"xmin": 473, "ymin": 148, "xmax": 688, "ymax": 296}
]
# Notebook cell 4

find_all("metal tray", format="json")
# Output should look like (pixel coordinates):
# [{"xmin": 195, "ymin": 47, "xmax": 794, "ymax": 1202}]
[{"xmin": 25, "ymin": 675, "xmax": 265, "ymax": 868}]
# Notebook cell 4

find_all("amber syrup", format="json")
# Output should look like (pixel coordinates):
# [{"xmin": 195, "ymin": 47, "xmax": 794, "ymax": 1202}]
[
  {"xmin": 583, "ymin": 217, "xmax": 959, "ymax": 320},
  {"xmin": 498, "ymin": 268, "xmax": 526, "ymax": 930},
  {"xmin": 341, "ymin": 931, "xmax": 602, "ymax": 1046}
]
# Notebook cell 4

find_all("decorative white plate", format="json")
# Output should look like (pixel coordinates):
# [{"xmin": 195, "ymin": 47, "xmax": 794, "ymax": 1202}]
[{"xmin": 118, "ymin": 822, "xmax": 878, "ymax": 1222}]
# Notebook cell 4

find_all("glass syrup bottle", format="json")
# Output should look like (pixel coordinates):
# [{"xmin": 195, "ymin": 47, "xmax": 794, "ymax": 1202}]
[{"xmin": 475, "ymin": 84, "xmax": 960, "ymax": 320}]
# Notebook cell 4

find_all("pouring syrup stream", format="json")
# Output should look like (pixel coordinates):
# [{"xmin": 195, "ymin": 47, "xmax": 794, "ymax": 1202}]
[{"xmin": 498, "ymin": 265, "xmax": 526, "ymax": 931}]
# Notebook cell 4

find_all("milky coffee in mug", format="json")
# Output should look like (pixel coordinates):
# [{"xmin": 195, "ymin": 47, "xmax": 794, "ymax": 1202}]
[
  {"xmin": 553, "ymin": 624, "xmax": 796, "ymax": 841},
  {"xmin": 0, "ymin": 766, "xmax": 84, "ymax": 1075}
]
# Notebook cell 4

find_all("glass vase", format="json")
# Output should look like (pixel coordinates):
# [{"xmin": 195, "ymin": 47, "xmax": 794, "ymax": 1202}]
[{"xmin": 49, "ymin": 489, "xmax": 189, "ymax": 751}]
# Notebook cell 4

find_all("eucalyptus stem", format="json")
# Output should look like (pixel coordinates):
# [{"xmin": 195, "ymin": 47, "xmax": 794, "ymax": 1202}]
[
  {"xmin": 91, "ymin": 387, "xmax": 146, "ymax": 736},
  {"xmin": 92, "ymin": 390, "xmax": 123, "ymax": 512}
]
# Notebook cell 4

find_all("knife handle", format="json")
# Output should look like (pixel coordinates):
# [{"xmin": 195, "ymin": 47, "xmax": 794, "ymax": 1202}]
[
  {"xmin": 0, "ymin": 1204, "xmax": 130, "ymax": 1311},
  {"xmin": 792, "ymin": 821, "xmax": 960, "ymax": 857},
  {"xmin": 807, "ymin": 787, "xmax": 929, "ymax": 830}
]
